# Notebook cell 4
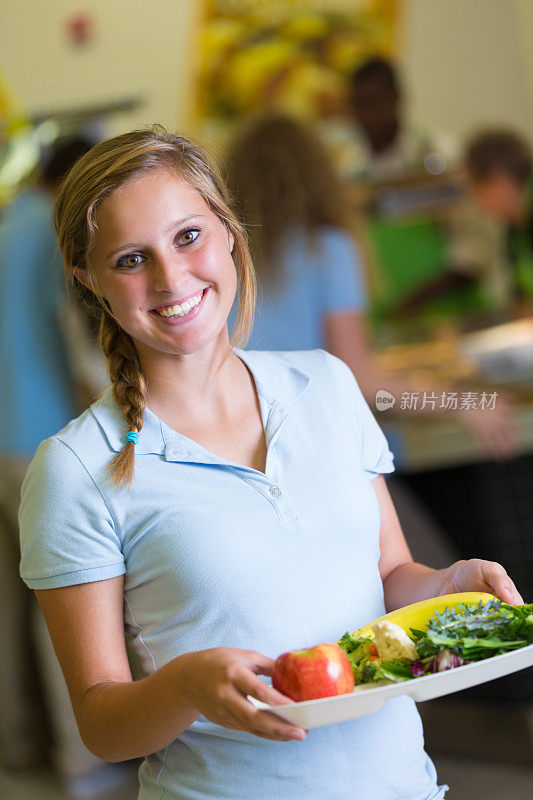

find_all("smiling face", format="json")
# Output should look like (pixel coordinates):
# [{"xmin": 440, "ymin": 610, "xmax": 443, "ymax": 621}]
[{"xmin": 78, "ymin": 169, "xmax": 237, "ymax": 366}]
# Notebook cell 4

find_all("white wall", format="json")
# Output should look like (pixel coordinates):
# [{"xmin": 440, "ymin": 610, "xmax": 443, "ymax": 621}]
[
  {"xmin": 400, "ymin": 0, "xmax": 533, "ymax": 142},
  {"xmin": 512, "ymin": 0, "xmax": 533, "ymax": 132},
  {"xmin": 0, "ymin": 0, "xmax": 202, "ymax": 136}
]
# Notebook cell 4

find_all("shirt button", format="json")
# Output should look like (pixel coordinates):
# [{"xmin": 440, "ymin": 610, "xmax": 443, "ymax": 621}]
[{"xmin": 269, "ymin": 485, "xmax": 281, "ymax": 498}]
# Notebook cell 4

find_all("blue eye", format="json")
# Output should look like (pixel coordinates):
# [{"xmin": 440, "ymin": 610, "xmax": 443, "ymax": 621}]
[
  {"xmin": 117, "ymin": 253, "xmax": 144, "ymax": 268},
  {"xmin": 178, "ymin": 228, "xmax": 200, "ymax": 245}
]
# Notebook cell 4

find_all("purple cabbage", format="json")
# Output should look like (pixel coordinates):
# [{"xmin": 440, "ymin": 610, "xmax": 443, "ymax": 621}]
[
  {"xmin": 427, "ymin": 648, "xmax": 465, "ymax": 673},
  {"xmin": 411, "ymin": 660, "xmax": 425, "ymax": 677}
]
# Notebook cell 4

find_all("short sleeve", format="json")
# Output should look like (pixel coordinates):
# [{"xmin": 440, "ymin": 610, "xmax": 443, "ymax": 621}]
[
  {"xmin": 317, "ymin": 229, "xmax": 367, "ymax": 314},
  {"xmin": 19, "ymin": 437, "xmax": 125, "ymax": 589},
  {"xmin": 328, "ymin": 352, "xmax": 395, "ymax": 479}
]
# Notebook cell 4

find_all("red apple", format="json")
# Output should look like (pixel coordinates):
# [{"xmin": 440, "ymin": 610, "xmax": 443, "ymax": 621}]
[{"xmin": 272, "ymin": 643, "xmax": 355, "ymax": 702}]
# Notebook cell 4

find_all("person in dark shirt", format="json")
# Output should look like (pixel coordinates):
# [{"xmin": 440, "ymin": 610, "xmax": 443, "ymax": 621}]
[
  {"xmin": 326, "ymin": 56, "xmax": 457, "ymax": 182},
  {"xmin": 465, "ymin": 130, "xmax": 533, "ymax": 310}
]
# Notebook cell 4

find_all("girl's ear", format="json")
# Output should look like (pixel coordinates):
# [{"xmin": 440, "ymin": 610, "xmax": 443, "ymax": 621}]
[
  {"xmin": 73, "ymin": 266, "xmax": 94, "ymax": 292},
  {"xmin": 227, "ymin": 230, "xmax": 234, "ymax": 253}
]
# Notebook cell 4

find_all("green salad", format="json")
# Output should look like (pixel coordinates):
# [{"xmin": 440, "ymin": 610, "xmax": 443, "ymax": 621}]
[{"xmin": 338, "ymin": 599, "xmax": 533, "ymax": 686}]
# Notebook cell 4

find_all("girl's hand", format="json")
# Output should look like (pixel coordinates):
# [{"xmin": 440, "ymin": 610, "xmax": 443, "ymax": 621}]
[
  {"xmin": 441, "ymin": 558, "xmax": 524, "ymax": 604},
  {"xmin": 175, "ymin": 647, "xmax": 307, "ymax": 742}
]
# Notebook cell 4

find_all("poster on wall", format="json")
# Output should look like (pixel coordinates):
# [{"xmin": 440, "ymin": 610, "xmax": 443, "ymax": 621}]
[{"xmin": 196, "ymin": 0, "xmax": 400, "ymax": 143}]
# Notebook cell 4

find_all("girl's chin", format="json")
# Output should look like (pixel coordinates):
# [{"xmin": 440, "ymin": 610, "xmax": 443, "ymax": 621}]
[{"xmin": 132, "ymin": 325, "xmax": 230, "ymax": 359}]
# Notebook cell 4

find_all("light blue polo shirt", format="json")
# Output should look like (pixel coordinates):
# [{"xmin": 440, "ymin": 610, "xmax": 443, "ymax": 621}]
[{"xmin": 19, "ymin": 349, "xmax": 446, "ymax": 800}]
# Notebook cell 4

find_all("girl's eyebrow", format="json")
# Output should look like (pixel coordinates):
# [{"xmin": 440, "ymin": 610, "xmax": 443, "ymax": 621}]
[{"xmin": 105, "ymin": 215, "xmax": 207, "ymax": 260}]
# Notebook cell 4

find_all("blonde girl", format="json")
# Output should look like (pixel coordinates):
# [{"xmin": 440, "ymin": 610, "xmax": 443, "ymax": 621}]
[{"xmin": 19, "ymin": 127, "xmax": 522, "ymax": 800}]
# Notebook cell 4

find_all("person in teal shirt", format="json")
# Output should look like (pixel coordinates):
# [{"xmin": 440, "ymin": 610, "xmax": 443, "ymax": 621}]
[
  {"xmin": 0, "ymin": 187, "xmax": 75, "ymax": 458},
  {"xmin": 0, "ymin": 137, "xmax": 110, "ymax": 787},
  {"xmin": 0, "ymin": 136, "xmax": 94, "ymax": 460}
]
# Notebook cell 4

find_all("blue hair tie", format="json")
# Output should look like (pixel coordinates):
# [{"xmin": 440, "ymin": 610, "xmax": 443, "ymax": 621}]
[{"xmin": 125, "ymin": 431, "xmax": 139, "ymax": 444}]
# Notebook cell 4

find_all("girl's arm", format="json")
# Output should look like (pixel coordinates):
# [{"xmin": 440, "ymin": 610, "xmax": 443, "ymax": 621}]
[
  {"xmin": 36, "ymin": 578, "xmax": 305, "ymax": 763},
  {"xmin": 373, "ymin": 475, "xmax": 524, "ymax": 610}
]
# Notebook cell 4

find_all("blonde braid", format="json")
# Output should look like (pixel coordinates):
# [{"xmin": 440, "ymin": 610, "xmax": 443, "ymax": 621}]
[{"xmin": 100, "ymin": 310, "xmax": 146, "ymax": 486}]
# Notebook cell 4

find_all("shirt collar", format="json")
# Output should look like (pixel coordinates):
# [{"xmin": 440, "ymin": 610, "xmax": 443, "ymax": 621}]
[
  {"xmin": 90, "ymin": 388, "xmax": 166, "ymax": 455},
  {"xmin": 234, "ymin": 348, "xmax": 310, "ymax": 410},
  {"xmin": 90, "ymin": 349, "xmax": 310, "ymax": 460}
]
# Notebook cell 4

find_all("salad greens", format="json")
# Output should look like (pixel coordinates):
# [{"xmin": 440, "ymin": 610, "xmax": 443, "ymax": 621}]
[
  {"xmin": 412, "ymin": 599, "xmax": 533, "ymax": 663},
  {"xmin": 339, "ymin": 600, "xmax": 533, "ymax": 686}
]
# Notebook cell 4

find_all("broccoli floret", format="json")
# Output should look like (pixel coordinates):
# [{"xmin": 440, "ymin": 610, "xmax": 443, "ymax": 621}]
[
  {"xmin": 361, "ymin": 662, "xmax": 378, "ymax": 682},
  {"xmin": 350, "ymin": 662, "xmax": 365, "ymax": 684},
  {"xmin": 338, "ymin": 631, "xmax": 368, "ymax": 655},
  {"xmin": 351, "ymin": 639, "xmax": 374, "ymax": 664},
  {"xmin": 338, "ymin": 632, "xmax": 358, "ymax": 653}
]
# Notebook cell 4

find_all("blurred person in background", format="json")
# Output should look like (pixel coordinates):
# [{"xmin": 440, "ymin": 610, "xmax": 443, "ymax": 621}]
[
  {"xmin": 322, "ymin": 57, "xmax": 505, "ymax": 321},
  {"xmin": 0, "ymin": 136, "xmax": 126, "ymax": 798},
  {"xmin": 323, "ymin": 56, "xmax": 458, "ymax": 183},
  {"xmin": 465, "ymin": 129, "xmax": 533, "ymax": 314},
  {"xmin": 225, "ymin": 113, "xmax": 521, "ymax": 562}
]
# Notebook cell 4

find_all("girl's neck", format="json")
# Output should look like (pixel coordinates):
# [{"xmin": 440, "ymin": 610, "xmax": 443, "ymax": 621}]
[{"xmin": 137, "ymin": 336, "xmax": 243, "ymax": 425}]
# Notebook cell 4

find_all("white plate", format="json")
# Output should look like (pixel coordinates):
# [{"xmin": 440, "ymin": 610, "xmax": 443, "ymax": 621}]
[{"xmin": 250, "ymin": 644, "xmax": 533, "ymax": 728}]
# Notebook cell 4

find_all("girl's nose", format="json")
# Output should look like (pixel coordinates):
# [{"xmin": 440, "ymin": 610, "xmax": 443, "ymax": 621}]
[{"xmin": 152, "ymin": 252, "xmax": 184, "ymax": 292}]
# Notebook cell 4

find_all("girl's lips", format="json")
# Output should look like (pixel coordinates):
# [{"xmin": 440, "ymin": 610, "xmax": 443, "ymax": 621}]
[
  {"xmin": 151, "ymin": 287, "xmax": 207, "ymax": 313},
  {"xmin": 149, "ymin": 287, "xmax": 209, "ymax": 324}
]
